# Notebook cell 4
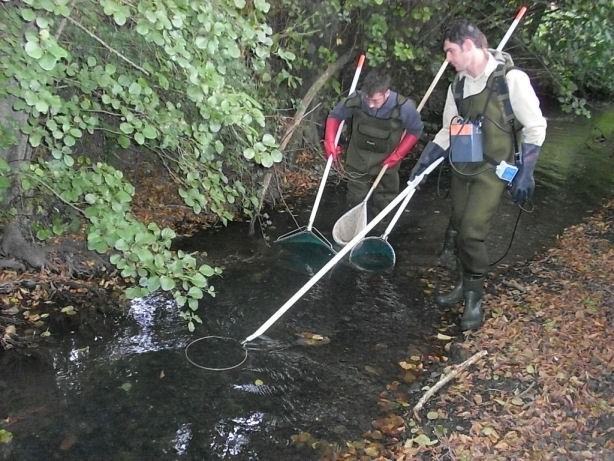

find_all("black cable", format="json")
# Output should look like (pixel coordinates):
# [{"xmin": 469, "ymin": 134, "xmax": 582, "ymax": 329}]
[{"xmin": 489, "ymin": 201, "xmax": 526, "ymax": 266}]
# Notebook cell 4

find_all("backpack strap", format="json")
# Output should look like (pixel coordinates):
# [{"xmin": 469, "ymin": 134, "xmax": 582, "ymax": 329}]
[
  {"xmin": 451, "ymin": 63, "xmax": 519, "ymax": 167},
  {"xmin": 452, "ymin": 50, "xmax": 517, "ymax": 124},
  {"xmin": 492, "ymin": 64, "xmax": 515, "ymax": 124},
  {"xmin": 452, "ymin": 75, "xmax": 465, "ymax": 115},
  {"xmin": 345, "ymin": 93, "xmax": 362, "ymax": 109},
  {"xmin": 391, "ymin": 94, "xmax": 407, "ymax": 119}
]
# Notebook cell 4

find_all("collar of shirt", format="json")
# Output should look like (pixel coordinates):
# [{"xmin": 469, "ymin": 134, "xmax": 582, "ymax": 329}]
[{"xmin": 457, "ymin": 53, "xmax": 498, "ymax": 98}]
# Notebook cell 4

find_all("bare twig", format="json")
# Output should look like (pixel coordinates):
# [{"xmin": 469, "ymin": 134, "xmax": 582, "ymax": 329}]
[
  {"xmin": 278, "ymin": 49, "xmax": 355, "ymax": 151},
  {"xmin": 55, "ymin": 0, "xmax": 77, "ymax": 38},
  {"xmin": 518, "ymin": 380, "xmax": 536, "ymax": 397},
  {"xmin": 248, "ymin": 170, "xmax": 273, "ymax": 237},
  {"xmin": 501, "ymin": 278, "xmax": 527, "ymax": 292},
  {"xmin": 26, "ymin": 175, "xmax": 87, "ymax": 217},
  {"xmin": 412, "ymin": 350, "xmax": 488, "ymax": 421},
  {"xmin": 65, "ymin": 16, "xmax": 150, "ymax": 76}
]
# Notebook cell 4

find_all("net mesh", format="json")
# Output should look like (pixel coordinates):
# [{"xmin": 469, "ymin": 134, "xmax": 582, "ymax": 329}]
[
  {"xmin": 185, "ymin": 336, "xmax": 248, "ymax": 371},
  {"xmin": 349, "ymin": 237, "xmax": 395, "ymax": 272},
  {"xmin": 333, "ymin": 206, "xmax": 367, "ymax": 245}
]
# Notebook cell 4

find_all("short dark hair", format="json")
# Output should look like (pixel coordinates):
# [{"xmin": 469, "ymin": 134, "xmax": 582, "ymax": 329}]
[
  {"xmin": 361, "ymin": 68, "xmax": 391, "ymax": 96},
  {"xmin": 444, "ymin": 19, "xmax": 486, "ymax": 47}
]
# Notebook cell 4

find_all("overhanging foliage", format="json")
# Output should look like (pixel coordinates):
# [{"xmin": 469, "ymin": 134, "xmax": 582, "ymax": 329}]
[{"xmin": 0, "ymin": 0, "xmax": 285, "ymax": 330}]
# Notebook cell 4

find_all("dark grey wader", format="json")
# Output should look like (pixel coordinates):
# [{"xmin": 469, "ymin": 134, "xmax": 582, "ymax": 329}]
[{"xmin": 343, "ymin": 95, "xmax": 406, "ymax": 214}]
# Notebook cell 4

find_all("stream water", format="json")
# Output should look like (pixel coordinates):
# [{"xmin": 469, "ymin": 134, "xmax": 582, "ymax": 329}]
[{"xmin": 1, "ymin": 107, "xmax": 612, "ymax": 461}]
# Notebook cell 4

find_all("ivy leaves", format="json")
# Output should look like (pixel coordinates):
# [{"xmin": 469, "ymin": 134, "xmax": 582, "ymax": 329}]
[
  {"xmin": 243, "ymin": 133, "xmax": 283, "ymax": 167},
  {"xmin": 2, "ymin": 0, "xmax": 283, "ymax": 330},
  {"xmin": 21, "ymin": 10, "xmax": 68, "ymax": 71}
]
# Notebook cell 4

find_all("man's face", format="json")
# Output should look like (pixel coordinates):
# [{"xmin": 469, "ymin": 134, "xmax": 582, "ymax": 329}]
[
  {"xmin": 444, "ymin": 39, "xmax": 468, "ymax": 72},
  {"xmin": 363, "ymin": 90, "xmax": 390, "ymax": 109}
]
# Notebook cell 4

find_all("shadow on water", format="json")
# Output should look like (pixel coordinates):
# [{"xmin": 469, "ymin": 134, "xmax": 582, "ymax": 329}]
[{"xmin": 1, "ymin": 108, "xmax": 612, "ymax": 460}]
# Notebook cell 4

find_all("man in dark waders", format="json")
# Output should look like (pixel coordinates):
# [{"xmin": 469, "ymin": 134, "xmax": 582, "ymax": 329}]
[
  {"xmin": 410, "ymin": 19, "xmax": 547, "ymax": 331},
  {"xmin": 324, "ymin": 68, "xmax": 423, "ymax": 215}
]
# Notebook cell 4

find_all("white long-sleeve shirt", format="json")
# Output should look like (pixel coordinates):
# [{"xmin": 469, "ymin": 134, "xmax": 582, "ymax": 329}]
[{"xmin": 433, "ymin": 53, "xmax": 547, "ymax": 149}]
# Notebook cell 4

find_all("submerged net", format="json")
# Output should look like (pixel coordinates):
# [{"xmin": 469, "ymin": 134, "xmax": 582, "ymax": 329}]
[
  {"xmin": 276, "ymin": 234, "xmax": 336, "ymax": 275},
  {"xmin": 185, "ymin": 336, "xmax": 248, "ymax": 371},
  {"xmin": 349, "ymin": 237, "xmax": 395, "ymax": 272}
]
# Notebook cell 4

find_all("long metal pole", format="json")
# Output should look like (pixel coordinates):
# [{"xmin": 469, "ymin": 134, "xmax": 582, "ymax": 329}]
[
  {"xmin": 242, "ymin": 158, "xmax": 444, "ymax": 344},
  {"xmin": 306, "ymin": 53, "xmax": 366, "ymax": 231}
]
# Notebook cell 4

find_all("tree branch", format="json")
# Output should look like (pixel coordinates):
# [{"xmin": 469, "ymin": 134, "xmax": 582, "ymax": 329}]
[
  {"xmin": 412, "ymin": 350, "xmax": 488, "ymax": 421},
  {"xmin": 65, "ymin": 16, "xmax": 150, "ymax": 76},
  {"xmin": 26, "ymin": 174, "xmax": 87, "ymax": 217},
  {"xmin": 278, "ymin": 49, "xmax": 355, "ymax": 150},
  {"xmin": 248, "ymin": 49, "xmax": 358, "ymax": 235}
]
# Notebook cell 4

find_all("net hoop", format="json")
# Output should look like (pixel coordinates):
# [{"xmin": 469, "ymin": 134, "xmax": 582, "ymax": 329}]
[
  {"xmin": 349, "ymin": 237, "xmax": 396, "ymax": 272},
  {"xmin": 185, "ymin": 335, "xmax": 248, "ymax": 371}
]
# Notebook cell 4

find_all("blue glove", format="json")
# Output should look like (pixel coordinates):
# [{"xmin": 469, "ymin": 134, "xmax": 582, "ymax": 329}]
[
  {"xmin": 409, "ymin": 141, "xmax": 447, "ymax": 181},
  {"xmin": 510, "ymin": 143, "xmax": 541, "ymax": 204}
]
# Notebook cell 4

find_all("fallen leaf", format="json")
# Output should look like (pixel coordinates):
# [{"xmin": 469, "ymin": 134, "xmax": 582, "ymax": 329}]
[
  {"xmin": 511, "ymin": 397, "xmax": 524, "ymax": 406},
  {"xmin": 412, "ymin": 434, "xmax": 438, "ymax": 447},
  {"xmin": 365, "ymin": 365, "xmax": 381, "ymax": 376},
  {"xmin": 399, "ymin": 361, "xmax": 416, "ymax": 370},
  {"xmin": 436, "ymin": 333, "xmax": 453, "ymax": 341},
  {"xmin": 0, "ymin": 429, "xmax": 13, "ymax": 444},
  {"xmin": 59, "ymin": 436, "xmax": 77, "ymax": 450}
]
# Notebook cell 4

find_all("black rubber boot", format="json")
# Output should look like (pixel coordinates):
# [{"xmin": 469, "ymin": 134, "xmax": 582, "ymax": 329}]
[
  {"xmin": 461, "ymin": 275, "xmax": 485, "ymax": 331},
  {"xmin": 435, "ymin": 264, "xmax": 463, "ymax": 306},
  {"xmin": 438, "ymin": 223, "xmax": 458, "ymax": 271}
]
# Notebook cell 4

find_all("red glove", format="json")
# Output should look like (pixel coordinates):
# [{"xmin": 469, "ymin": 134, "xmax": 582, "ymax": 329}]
[
  {"xmin": 383, "ymin": 133, "xmax": 418, "ymax": 168},
  {"xmin": 324, "ymin": 117, "xmax": 342, "ymax": 159}
]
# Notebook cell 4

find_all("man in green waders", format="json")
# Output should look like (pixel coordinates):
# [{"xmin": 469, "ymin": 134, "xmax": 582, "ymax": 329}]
[
  {"xmin": 324, "ymin": 68, "xmax": 423, "ymax": 215},
  {"xmin": 410, "ymin": 19, "xmax": 547, "ymax": 331}
]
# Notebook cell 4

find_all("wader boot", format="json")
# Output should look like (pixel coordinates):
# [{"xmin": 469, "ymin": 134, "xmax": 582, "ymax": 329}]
[
  {"xmin": 461, "ymin": 274, "xmax": 485, "ymax": 331},
  {"xmin": 434, "ymin": 261, "xmax": 463, "ymax": 306},
  {"xmin": 438, "ymin": 223, "xmax": 458, "ymax": 271}
]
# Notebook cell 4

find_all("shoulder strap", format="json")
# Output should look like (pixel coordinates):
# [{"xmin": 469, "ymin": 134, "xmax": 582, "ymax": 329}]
[
  {"xmin": 452, "ymin": 75, "xmax": 465, "ymax": 114},
  {"xmin": 391, "ymin": 93, "xmax": 407, "ymax": 118},
  {"xmin": 345, "ymin": 93, "xmax": 362, "ymax": 109},
  {"xmin": 453, "ymin": 50, "xmax": 518, "ymax": 124},
  {"xmin": 488, "ymin": 49, "xmax": 517, "ymax": 124},
  {"xmin": 492, "ymin": 64, "xmax": 515, "ymax": 124},
  {"xmin": 395, "ymin": 94, "xmax": 408, "ymax": 106}
]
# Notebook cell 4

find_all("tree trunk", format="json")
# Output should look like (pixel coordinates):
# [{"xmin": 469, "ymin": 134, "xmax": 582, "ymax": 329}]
[
  {"xmin": 0, "ymin": 91, "xmax": 30, "ymax": 209},
  {"xmin": 0, "ymin": 90, "xmax": 46, "ymax": 269}
]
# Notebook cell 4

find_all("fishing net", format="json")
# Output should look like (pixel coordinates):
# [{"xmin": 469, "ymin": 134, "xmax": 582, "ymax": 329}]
[
  {"xmin": 185, "ymin": 336, "xmax": 248, "ymax": 371},
  {"xmin": 349, "ymin": 237, "xmax": 395, "ymax": 272}
]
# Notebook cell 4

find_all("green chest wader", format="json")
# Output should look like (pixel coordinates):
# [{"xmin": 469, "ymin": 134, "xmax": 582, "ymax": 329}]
[
  {"xmin": 344, "ymin": 97, "xmax": 405, "ymax": 210},
  {"xmin": 450, "ymin": 75, "xmax": 518, "ymax": 275}
]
